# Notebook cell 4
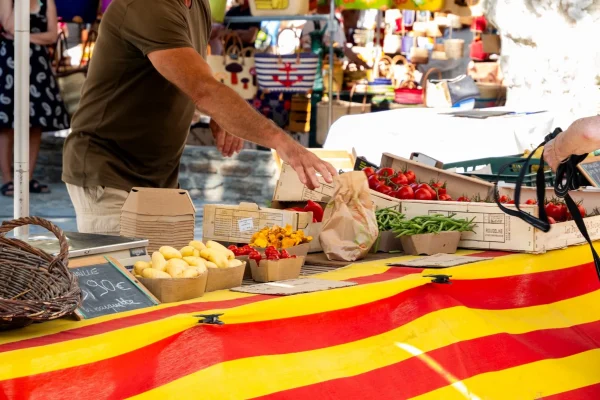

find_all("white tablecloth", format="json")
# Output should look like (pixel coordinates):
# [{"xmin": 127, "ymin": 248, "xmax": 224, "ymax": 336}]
[{"xmin": 323, "ymin": 108, "xmax": 554, "ymax": 165}]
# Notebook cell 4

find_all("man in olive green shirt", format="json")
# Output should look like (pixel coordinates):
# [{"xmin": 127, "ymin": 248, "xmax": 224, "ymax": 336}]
[{"xmin": 63, "ymin": 0, "xmax": 335, "ymax": 235}]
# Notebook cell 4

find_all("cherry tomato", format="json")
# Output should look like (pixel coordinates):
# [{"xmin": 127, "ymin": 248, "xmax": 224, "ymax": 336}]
[
  {"xmin": 363, "ymin": 167, "xmax": 376, "ymax": 177},
  {"xmin": 457, "ymin": 196, "xmax": 471, "ymax": 202},
  {"xmin": 507, "ymin": 200, "xmax": 515, "ymax": 204},
  {"xmin": 376, "ymin": 168, "xmax": 395, "ymax": 179},
  {"xmin": 558, "ymin": 203, "xmax": 568, "ymax": 222},
  {"xmin": 405, "ymin": 170, "xmax": 416, "ymax": 184},
  {"xmin": 498, "ymin": 195, "xmax": 510, "ymax": 204},
  {"xmin": 414, "ymin": 188, "xmax": 433, "ymax": 201},
  {"xmin": 525, "ymin": 199, "xmax": 537, "ymax": 205},
  {"xmin": 578, "ymin": 204, "xmax": 587, "ymax": 218},
  {"xmin": 390, "ymin": 173, "xmax": 409, "ymax": 187},
  {"xmin": 431, "ymin": 181, "xmax": 446, "ymax": 195},
  {"xmin": 409, "ymin": 183, "xmax": 419, "ymax": 190},
  {"xmin": 398, "ymin": 185, "xmax": 415, "ymax": 200},
  {"xmin": 545, "ymin": 203, "xmax": 563, "ymax": 222},
  {"xmin": 439, "ymin": 194, "xmax": 452, "ymax": 201},
  {"xmin": 368, "ymin": 175, "xmax": 382, "ymax": 189},
  {"xmin": 280, "ymin": 250, "xmax": 291, "ymax": 259},
  {"xmin": 417, "ymin": 184, "xmax": 437, "ymax": 199},
  {"xmin": 377, "ymin": 185, "xmax": 393, "ymax": 196},
  {"xmin": 548, "ymin": 216, "xmax": 556, "ymax": 224},
  {"xmin": 228, "ymin": 245, "xmax": 242, "ymax": 256}
]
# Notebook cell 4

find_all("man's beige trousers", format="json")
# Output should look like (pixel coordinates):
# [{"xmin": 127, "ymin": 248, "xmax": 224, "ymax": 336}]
[{"xmin": 66, "ymin": 184, "xmax": 129, "ymax": 236}]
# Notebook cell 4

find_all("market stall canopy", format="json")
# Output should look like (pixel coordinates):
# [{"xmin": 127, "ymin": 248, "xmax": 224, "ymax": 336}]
[{"xmin": 324, "ymin": 107, "xmax": 553, "ymax": 166}]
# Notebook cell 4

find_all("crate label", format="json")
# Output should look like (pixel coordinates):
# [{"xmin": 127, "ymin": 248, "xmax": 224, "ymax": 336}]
[{"xmin": 238, "ymin": 218, "xmax": 255, "ymax": 233}]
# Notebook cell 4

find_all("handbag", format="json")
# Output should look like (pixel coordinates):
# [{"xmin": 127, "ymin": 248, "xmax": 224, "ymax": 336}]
[
  {"xmin": 470, "ymin": 39, "xmax": 489, "ymax": 61},
  {"xmin": 207, "ymin": 33, "xmax": 257, "ymax": 100},
  {"xmin": 408, "ymin": 37, "xmax": 429, "ymax": 64},
  {"xmin": 391, "ymin": 56, "xmax": 424, "ymax": 105},
  {"xmin": 424, "ymin": 68, "xmax": 480, "ymax": 108},
  {"xmin": 254, "ymin": 29, "xmax": 319, "ymax": 93},
  {"xmin": 55, "ymin": 29, "xmax": 96, "ymax": 116}
]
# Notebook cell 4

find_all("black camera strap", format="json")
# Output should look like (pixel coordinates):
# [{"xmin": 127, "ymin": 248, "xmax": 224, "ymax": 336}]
[{"xmin": 493, "ymin": 128, "xmax": 600, "ymax": 280}]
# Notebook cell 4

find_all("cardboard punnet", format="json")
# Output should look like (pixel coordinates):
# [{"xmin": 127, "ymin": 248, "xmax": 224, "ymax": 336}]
[
  {"xmin": 273, "ymin": 162, "xmax": 401, "ymax": 211},
  {"xmin": 202, "ymin": 203, "xmax": 312, "ymax": 244},
  {"xmin": 401, "ymin": 185, "xmax": 600, "ymax": 253},
  {"xmin": 138, "ymin": 272, "xmax": 208, "ymax": 303},
  {"xmin": 205, "ymin": 263, "xmax": 245, "ymax": 292},
  {"xmin": 120, "ymin": 188, "xmax": 196, "ymax": 253},
  {"xmin": 371, "ymin": 231, "xmax": 403, "ymax": 253},
  {"xmin": 400, "ymin": 231, "xmax": 461, "ymax": 256},
  {"xmin": 249, "ymin": 256, "xmax": 305, "ymax": 283}
]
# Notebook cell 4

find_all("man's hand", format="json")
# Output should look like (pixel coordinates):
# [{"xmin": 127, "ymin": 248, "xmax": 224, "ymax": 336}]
[
  {"xmin": 210, "ymin": 119, "xmax": 244, "ymax": 157},
  {"xmin": 275, "ymin": 134, "xmax": 337, "ymax": 190}
]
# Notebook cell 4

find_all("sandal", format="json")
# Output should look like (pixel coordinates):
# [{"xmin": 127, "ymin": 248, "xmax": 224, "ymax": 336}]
[
  {"xmin": 29, "ymin": 179, "xmax": 50, "ymax": 194},
  {"xmin": 1, "ymin": 182, "xmax": 14, "ymax": 197}
]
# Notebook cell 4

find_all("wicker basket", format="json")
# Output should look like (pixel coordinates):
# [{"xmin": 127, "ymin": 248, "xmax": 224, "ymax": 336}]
[{"xmin": 0, "ymin": 217, "xmax": 81, "ymax": 330}]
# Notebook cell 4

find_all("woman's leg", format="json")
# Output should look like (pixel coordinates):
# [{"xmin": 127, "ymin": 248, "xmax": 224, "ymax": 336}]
[
  {"xmin": 29, "ymin": 126, "xmax": 42, "ymax": 178},
  {"xmin": 0, "ymin": 128, "xmax": 14, "ymax": 183}
]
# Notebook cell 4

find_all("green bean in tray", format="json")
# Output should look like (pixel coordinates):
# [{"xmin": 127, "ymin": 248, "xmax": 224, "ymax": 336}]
[
  {"xmin": 392, "ymin": 214, "xmax": 476, "ymax": 237},
  {"xmin": 375, "ymin": 208, "xmax": 405, "ymax": 231}
]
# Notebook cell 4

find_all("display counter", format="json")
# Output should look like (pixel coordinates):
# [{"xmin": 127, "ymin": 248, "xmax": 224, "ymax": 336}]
[{"xmin": 2, "ymin": 246, "xmax": 600, "ymax": 399}]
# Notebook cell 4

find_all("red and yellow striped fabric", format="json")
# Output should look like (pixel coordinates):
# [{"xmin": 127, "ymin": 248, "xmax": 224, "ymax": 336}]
[{"xmin": 1, "ymin": 247, "xmax": 600, "ymax": 399}]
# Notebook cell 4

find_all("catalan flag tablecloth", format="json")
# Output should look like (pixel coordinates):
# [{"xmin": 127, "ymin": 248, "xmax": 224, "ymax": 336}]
[{"xmin": 2, "ymin": 247, "xmax": 600, "ymax": 400}]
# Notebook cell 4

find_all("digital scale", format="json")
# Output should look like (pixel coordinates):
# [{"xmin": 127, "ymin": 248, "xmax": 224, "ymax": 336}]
[{"xmin": 24, "ymin": 232, "xmax": 149, "ymax": 269}]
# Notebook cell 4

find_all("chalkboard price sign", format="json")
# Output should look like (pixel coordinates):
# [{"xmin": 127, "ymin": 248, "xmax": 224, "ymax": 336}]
[
  {"xmin": 577, "ymin": 156, "xmax": 600, "ymax": 188},
  {"xmin": 72, "ymin": 260, "xmax": 158, "ymax": 319}
]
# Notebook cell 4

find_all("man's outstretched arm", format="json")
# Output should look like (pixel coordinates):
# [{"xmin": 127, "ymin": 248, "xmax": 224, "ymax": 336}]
[{"xmin": 148, "ymin": 47, "xmax": 336, "ymax": 189}]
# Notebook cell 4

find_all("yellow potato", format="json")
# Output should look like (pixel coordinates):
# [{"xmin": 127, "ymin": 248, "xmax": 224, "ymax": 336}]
[
  {"xmin": 166, "ymin": 259, "xmax": 188, "ymax": 278},
  {"xmin": 181, "ymin": 268, "xmax": 199, "ymax": 278},
  {"xmin": 159, "ymin": 246, "xmax": 182, "ymax": 260},
  {"xmin": 228, "ymin": 259, "xmax": 244, "ymax": 268},
  {"xmin": 133, "ymin": 261, "xmax": 151, "ymax": 275},
  {"xmin": 180, "ymin": 246, "xmax": 196, "ymax": 258},
  {"xmin": 206, "ymin": 240, "xmax": 235, "ymax": 260},
  {"xmin": 142, "ymin": 268, "xmax": 171, "ymax": 279},
  {"xmin": 183, "ymin": 256, "xmax": 205, "ymax": 267},
  {"xmin": 205, "ymin": 261, "xmax": 218, "ymax": 269},
  {"xmin": 189, "ymin": 240, "xmax": 206, "ymax": 251},
  {"xmin": 195, "ymin": 264, "xmax": 208, "ymax": 274},
  {"xmin": 151, "ymin": 252, "xmax": 167, "ymax": 272},
  {"xmin": 200, "ymin": 248, "xmax": 229, "ymax": 268},
  {"xmin": 193, "ymin": 249, "xmax": 201, "ymax": 257}
]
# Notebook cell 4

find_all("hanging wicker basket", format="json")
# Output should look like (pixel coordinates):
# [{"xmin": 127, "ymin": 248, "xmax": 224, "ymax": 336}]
[{"xmin": 0, "ymin": 217, "xmax": 81, "ymax": 331}]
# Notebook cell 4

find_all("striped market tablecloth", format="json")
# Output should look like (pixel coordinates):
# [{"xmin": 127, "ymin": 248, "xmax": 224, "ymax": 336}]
[{"xmin": 1, "ymin": 247, "xmax": 600, "ymax": 399}]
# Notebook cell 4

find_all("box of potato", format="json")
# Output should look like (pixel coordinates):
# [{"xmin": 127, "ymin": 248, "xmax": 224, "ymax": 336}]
[{"xmin": 134, "ymin": 240, "xmax": 245, "ymax": 301}]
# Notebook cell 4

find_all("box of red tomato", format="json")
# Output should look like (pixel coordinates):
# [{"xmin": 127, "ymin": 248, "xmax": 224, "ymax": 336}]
[{"xmin": 229, "ymin": 245, "xmax": 306, "ymax": 283}]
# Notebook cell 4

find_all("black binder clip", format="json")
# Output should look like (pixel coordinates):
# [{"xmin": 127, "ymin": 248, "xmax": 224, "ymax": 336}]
[
  {"xmin": 195, "ymin": 313, "xmax": 224, "ymax": 325},
  {"xmin": 424, "ymin": 274, "xmax": 452, "ymax": 284}
]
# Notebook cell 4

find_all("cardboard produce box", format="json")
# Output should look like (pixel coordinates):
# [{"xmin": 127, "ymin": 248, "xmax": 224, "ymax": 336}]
[
  {"xmin": 202, "ymin": 203, "xmax": 312, "ymax": 244},
  {"xmin": 120, "ymin": 188, "xmax": 195, "ymax": 253},
  {"xmin": 379, "ymin": 153, "xmax": 494, "ymax": 200},
  {"xmin": 138, "ymin": 273, "xmax": 208, "ymax": 303},
  {"xmin": 273, "ymin": 162, "xmax": 401, "ymax": 211},
  {"xmin": 401, "ymin": 185, "xmax": 600, "ymax": 253},
  {"xmin": 249, "ymin": 256, "xmax": 305, "ymax": 283},
  {"xmin": 205, "ymin": 263, "xmax": 246, "ymax": 292}
]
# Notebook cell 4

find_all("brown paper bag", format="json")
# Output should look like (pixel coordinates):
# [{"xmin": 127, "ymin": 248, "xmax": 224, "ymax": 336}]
[{"xmin": 319, "ymin": 172, "xmax": 379, "ymax": 262}]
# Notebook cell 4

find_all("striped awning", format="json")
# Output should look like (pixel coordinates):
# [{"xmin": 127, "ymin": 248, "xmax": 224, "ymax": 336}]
[{"xmin": 1, "ymin": 246, "xmax": 600, "ymax": 399}]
